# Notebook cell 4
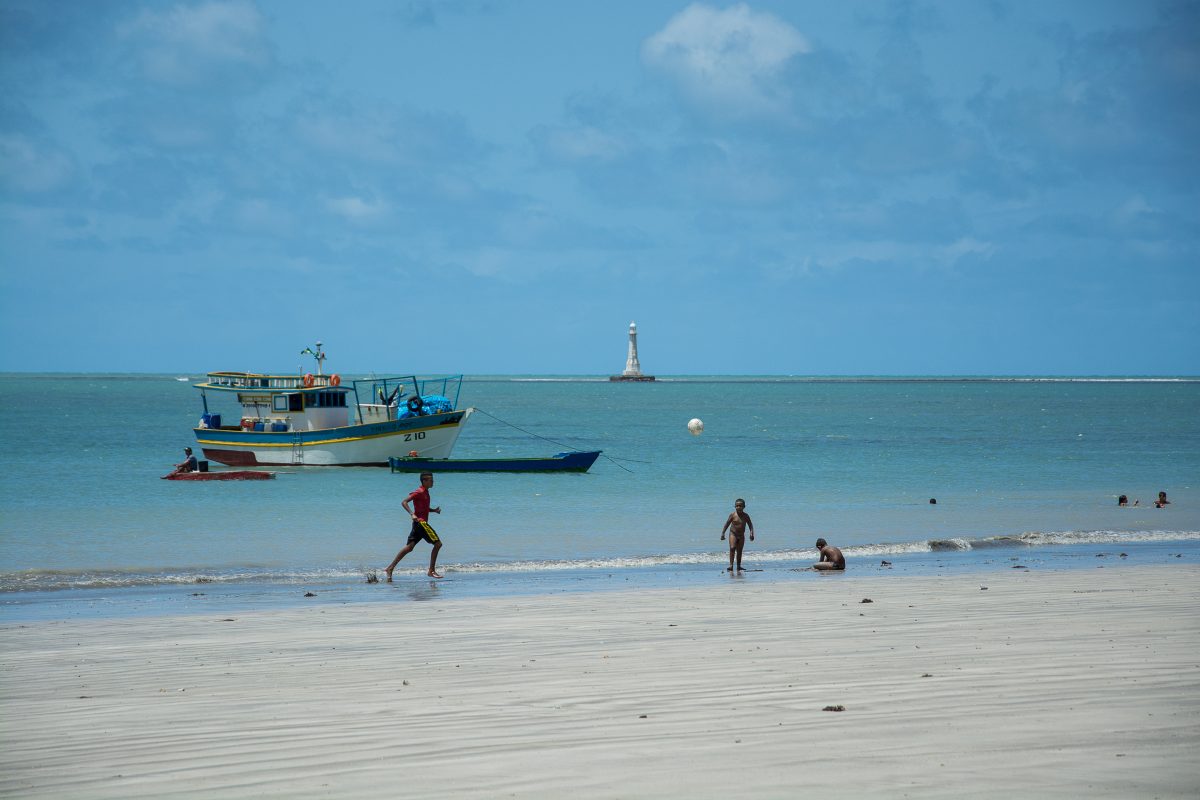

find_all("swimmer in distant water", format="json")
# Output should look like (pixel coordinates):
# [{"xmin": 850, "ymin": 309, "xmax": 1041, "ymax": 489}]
[
  {"xmin": 720, "ymin": 498, "xmax": 755, "ymax": 572},
  {"xmin": 813, "ymin": 538, "xmax": 845, "ymax": 571},
  {"xmin": 1155, "ymin": 491, "xmax": 1170, "ymax": 508}
]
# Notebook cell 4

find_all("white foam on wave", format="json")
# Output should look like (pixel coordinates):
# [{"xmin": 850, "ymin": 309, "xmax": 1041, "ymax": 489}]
[
  {"xmin": 1013, "ymin": 529, "xmax": 1200, "ymax": 546},
  {"xmin": 4, "ymin": 531, "xmax": 1197, "ymax": 592},
  {"xmin": 0, "ymin": 566, "xmax": 373, "ymax": 593}
]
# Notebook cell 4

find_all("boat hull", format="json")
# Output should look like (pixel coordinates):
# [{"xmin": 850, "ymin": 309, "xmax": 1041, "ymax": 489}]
[
  {"xmin": 195, "ymin": 409, "xmax": 473, "ymax": 467},
  {"xmin": 388, "ymin": 450, "xmax": 601, "ymax": 473},
  {"xmin": 163, "ymin": 471, "xmax": 275, "ymax": 481}
]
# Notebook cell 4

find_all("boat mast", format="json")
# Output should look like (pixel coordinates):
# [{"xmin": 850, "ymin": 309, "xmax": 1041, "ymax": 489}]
[{"xmin": 300, "ymin": 341, "xmax": 327, "ymax": 376}]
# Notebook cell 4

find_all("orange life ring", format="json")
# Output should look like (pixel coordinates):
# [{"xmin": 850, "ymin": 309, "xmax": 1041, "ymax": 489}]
[
  {"xmin": 303, "ymin": 373, "xmax": 315, "ymax": 387},
  {"xmin": 330, "ymin": 373, "xmax": 341, "ymax": 387}
]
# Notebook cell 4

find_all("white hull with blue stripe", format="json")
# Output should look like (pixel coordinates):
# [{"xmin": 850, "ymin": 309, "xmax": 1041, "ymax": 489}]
[{"xmin": 189, "ymin": 360, "xmax": 471, "ymax": 467}]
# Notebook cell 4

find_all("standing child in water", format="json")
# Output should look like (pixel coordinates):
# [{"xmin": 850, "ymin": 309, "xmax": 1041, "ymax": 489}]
[
  {"xmin": 720, "ymin": 498, "xmax": 755, "ymax": 572},
  {"xmin": 385, "ymin": 472, "xmax": 444, "ymax": 580}
]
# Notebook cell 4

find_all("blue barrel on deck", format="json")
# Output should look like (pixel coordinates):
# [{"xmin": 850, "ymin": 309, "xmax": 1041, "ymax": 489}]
[{"xmin": 253, "ymin": 422, "xmax": 264, "ymax": 432}]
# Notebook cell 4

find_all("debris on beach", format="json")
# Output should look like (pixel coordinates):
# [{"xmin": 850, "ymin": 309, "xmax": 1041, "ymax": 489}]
[
  {"xmin": 822, "ymin": 705, "xmax": 846, "ymax": 712},
  {"xmin": 304, "ymin": 591, "xmax": 316, "ymax": 597},
  {"xmin": 365, "ymin": 570, "xmax": 379, "ymax": 584},
  {"xmin": 921, "ymin": 673, "xmax": 933, "ymax": 678},
  {"xmin": 860, "ymin": 598, "xmax": 873, "ymax": 603},
  {"xmin": 880, "ymin": 560, "xmax": 892, "ymax": 567},
  {"xmin": 1012, "ymin": 565, "xmax": 1027, "ymax": 569},
  {"xmin": 981, "ymin": 586, "xmax": 988, "ymax": 590}
]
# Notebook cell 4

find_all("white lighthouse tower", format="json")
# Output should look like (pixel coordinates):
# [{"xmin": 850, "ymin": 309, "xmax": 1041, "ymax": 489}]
[{"xmin": 610, "ymin": 321, "xmax": 655, "ymax": 381}]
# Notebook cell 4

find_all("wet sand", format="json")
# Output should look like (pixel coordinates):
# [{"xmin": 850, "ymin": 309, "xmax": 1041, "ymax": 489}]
[{"xmin": 2, "ymin": 565, "xmax": 1198, "ymax": 798}]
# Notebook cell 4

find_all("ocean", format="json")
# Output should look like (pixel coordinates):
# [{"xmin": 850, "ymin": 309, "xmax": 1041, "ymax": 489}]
[{"xmin": 2, "ymin": 375, "xmax": 1197, "ymax": 620}]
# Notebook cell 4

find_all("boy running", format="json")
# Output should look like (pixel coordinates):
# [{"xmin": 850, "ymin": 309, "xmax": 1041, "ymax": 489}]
[{"xmin": 385, "ymin": 472, "xmax": 444, "ymax": 580}]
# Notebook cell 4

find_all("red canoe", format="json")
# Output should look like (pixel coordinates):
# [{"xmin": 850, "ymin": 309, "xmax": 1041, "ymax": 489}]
[{"xmin": 162, "ymin": 470, "xmax": 275, "ymax": 481}]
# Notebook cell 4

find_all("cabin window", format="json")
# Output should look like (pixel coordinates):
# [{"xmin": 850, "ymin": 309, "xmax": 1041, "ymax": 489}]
[
  {"xmin": 273, "ymin": 395, "xmax": 288, "ymax": 412},
  {"xmin": 313, "ymin": 391, "xmax": 347, "ymax": 408},
  {"xmin": 287, "ymin": 393, "xmax": 304, "ymax": 412}
]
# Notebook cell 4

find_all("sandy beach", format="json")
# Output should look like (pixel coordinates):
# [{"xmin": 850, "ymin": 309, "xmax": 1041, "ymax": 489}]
[{"xmin": 2, "ymin": 565, "xmax": 1198, "ymax": 798}]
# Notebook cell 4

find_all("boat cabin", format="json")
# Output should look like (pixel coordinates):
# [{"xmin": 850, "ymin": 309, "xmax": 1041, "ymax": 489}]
[{"xmin": 193, "ymin": 372, "xmax": 461, "ymax": 432}]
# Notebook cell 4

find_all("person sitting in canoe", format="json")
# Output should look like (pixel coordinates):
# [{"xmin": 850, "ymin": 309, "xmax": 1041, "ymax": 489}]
[{"xmin": 172, "ymin": 447, "xmax": 198, "ymax": 474}]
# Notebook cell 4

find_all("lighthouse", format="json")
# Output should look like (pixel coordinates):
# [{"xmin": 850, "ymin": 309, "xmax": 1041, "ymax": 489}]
[{"xmin": 609, "ymin": 321, "xmax": 656, "ymax": 382}]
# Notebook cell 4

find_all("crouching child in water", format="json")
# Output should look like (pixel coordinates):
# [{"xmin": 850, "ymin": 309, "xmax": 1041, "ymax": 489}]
[
  {"xmin": 720, "ymin": 498, "xmax": 755, "ymax": 572},
  {"xmin": 813, "ymin": 538, "xmax": 845, "ymax": 571},
  {"xmin": 385, "ymin": 472, "xmax": 444, "ymax": 580}
]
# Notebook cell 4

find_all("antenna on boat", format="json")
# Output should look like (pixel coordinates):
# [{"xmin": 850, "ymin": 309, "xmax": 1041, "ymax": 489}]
[{"xmin": 300, "ymin": 341, "xmax": 327, "ymax": 376}]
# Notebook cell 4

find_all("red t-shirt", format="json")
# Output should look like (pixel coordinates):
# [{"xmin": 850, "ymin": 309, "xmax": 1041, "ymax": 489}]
[{"xmin": 407, "ymin": 486, "xmax": 431, "ymax": 520}]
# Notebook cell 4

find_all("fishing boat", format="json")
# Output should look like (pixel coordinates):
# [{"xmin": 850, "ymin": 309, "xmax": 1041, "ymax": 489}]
[
  {"xmin": 163, "ymin": 470, "xmax": 275, "ymax": 481},
  {"xmin": 388, "ymin": 450, "xmax": 601, "ymax": 473},
  {"xmin": 190, "ymin": 343, "xmax": 473, "ymax": 467}
]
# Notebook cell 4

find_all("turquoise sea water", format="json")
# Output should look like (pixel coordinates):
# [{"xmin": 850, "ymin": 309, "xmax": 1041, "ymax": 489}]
[{"xmin": 1, "ymin": 375, "xmax": 1197, "ymax": 619}]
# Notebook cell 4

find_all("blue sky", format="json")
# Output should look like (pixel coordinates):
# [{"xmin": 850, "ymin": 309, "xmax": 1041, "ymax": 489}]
[{"xmin": 1, "ymin": 0, "xmax": 1197, "ymax": 375}]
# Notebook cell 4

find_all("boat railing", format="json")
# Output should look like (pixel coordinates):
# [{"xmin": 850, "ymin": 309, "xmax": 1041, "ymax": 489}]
[
  {"xmin": 204, "ymin": 372, "xmax": 347, "ymax": 390},
  {"xmin": 198, "ymin": 373, "xmax": 464, "ymax": 427},
  {"xmin": 203, "ymin": 372, "xmax": 463, "ymax": 397},
  {"xmin": 348, "ymin": 375, "xmax": 463, "ymax": 424}
]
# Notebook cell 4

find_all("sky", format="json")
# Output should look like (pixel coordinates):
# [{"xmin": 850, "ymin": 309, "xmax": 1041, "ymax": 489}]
[{"xmin": 1, "ymin": 0, "xmax": 1197, "ymax": 375}]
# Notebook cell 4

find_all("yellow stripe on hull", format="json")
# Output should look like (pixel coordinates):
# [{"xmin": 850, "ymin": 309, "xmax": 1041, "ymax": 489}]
[{"xmin": 195, "ymin": 421, "xmax": 459, "ymax": 448}]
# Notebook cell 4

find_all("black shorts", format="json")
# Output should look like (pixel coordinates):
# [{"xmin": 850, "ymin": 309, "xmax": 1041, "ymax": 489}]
[{"xmin": 407, "ymin": 519, "xmax": 440, "ymax": 546}]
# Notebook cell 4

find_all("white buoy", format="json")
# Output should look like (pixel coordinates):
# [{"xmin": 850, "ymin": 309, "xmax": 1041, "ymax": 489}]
[{"xmin": 687, "ymin": 418, "xmax": 704, "ymax": 436}]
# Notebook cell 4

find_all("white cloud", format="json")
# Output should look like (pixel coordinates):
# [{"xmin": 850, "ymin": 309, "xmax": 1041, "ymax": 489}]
[
  {"xmin": 326, "ymin": 195, "xmax": 386, "ymax": 222},
  {"xmin": 937, "ymin": 237, "xmax": 994, "ymax": 266},
  {"xmin": 532, "ymin": 124, "xmax": 628, "ymax": 164},
  {"xmin": 234, "ymin": 198, "xmax": 290, "ymax": 234},
  {"xmin": 119, "ymin": 0, "xmax": 270, "ymax": 87},
  {"xmin": 0, "ymin": 133, "xmax": 74, "ymax": 194},
  {"xmin": 289, "ymin": 99, "xmax": 481, "ymax": 168},
  {"xmin": 642, "ymin": 3, "xmax": 809, "ymax": 118},
  {"xmin": 765, "ymin": 236, "xmax": 995, "ymax": 280},
  {"xmin": 1114, "ymin": 194, "xmax": 1154, "ymax": 224},
  {"xmin": 297, "ymin": 114, "xmax": 402, "ymax": 164},
  {"xmin": 463, "ymin": 246, "xmax": 509, "ymax": 278}
]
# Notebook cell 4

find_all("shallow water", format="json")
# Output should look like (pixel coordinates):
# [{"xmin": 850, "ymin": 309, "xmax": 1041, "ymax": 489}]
[{"xmin": 1, "ymin": 374, "xmax": 1197, "ymax": 619}]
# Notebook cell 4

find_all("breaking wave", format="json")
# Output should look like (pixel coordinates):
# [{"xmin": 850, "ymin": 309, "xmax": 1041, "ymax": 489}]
[{"xmin": 3, "ymin": 530, "xmax": 1196, "ymax": 593}]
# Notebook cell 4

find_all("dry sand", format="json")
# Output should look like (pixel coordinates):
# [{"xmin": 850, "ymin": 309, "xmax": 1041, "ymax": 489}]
[{"xmin": 2, "ymin": 565, "xmax": 1198, "ymax": 798}]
